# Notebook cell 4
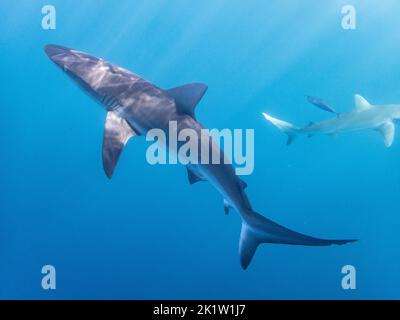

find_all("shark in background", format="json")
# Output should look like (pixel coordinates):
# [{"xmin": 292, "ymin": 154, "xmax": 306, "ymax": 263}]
[
  {"xmin": 263, "ymin": 95, "xmax": 400, "ymax": 147},
  {"xmin": 45, "ymin": 44, "xmax": 355, "ymax": 270}
]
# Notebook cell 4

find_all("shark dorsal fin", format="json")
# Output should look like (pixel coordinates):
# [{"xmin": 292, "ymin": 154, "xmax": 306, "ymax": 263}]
[
  {"xmin": 166, "ymin": 83, "xmax": 208, "ymax": 118},
  {"xmin": 102, "ymin": 111, "xmax": 137, "ymax": 178},
  {"xmin": 376, "ymin": 121, "xmax": 395, "ymax": 147},
  {"xmin": 355, "ymin": 95, "xmax": 372, "ymax": 111}
]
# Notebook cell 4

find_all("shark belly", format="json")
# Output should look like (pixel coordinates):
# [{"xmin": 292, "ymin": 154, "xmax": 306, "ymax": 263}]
[
  {"xmin": 308, "ymin": 111, "xmax": 388, "ymax": 135},
  {"xmin": 113, "ymin": 85, "xmax": 178, "ymax": 135}
]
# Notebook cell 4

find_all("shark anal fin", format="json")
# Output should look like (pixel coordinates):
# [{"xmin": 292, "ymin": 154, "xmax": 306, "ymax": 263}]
[
  {"xmin": 187, "ymin": 167, "xmax": 205, "ymax": 184},
  {"xmin": 103, "ymin": 111, "xmax": 137, "ymax": 178},
  {"xmin": 377, "ymin": 121, "xmax": 395, "ymax": 147},
  {"xmin": 166, "ymin": 83, "xmax": 208, "ymax": 118},
  {"xmin": 355, "ymin": 94, "xmax": 372, "ymax": 111},
  {"xmin": 224, "ymin": 199, "xmax": 231, "ymax": 215},
  {"xmin": 286, "ymin": 135, "xmax": 296, "ymax": 145}
]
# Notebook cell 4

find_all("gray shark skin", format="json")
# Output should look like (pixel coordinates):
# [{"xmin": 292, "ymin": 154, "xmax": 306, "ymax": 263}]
[
  {"xmin": 263, "ymin": 95, "xmax": 400, "ymax": 147},
  {"xmin": 45, "ymin": 44, "xmax": 355, "ymax": 270}
]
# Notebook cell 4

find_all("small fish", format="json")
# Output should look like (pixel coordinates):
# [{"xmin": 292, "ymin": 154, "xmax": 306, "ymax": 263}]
[{"xmin": 306, "ymin": 95, "xmax": 338, "ymax": 114}]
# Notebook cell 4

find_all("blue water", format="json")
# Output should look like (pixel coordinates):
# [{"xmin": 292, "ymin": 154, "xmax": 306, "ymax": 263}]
[{"xmin": 1, "ymin": 0, "xmax": 400, "ymax": 299}]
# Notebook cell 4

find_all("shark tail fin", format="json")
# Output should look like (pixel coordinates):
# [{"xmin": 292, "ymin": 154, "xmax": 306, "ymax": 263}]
[
  {"xmin": 239, "ymin": 210, "xmax": 357, "ymax": 270},
  {"xmin": 262, "ymin": 112, "xmax": 299, "ymax": 145}
]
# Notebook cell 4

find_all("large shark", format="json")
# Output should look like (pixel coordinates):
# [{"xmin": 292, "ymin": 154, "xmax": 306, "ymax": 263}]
[
  {"xmin": 45, "ymin": 44, "xmax": 355, "ymax": 269},
  {"xmin": 263, "ymin": 95, "xmax": 400, "ymax": 147}
]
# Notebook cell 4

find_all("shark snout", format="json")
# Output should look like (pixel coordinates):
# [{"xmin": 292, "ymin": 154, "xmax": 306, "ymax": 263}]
[
  {"xmin": 44, "ymin": 44, "xmax": 86, "ymax": 74},
  {"xmin": 44, "ymin": 44, "xmax": 73, "ymax": 68},
  {"xmin": 44, "ymin": 44, "xmax": 101, "ymax": 74},
  {"xmin": 44, "ymin": 44, "xmax": 69, "ymax": 58},
  {"xmin": 45, "ymin": 44, "xmax": 108, "ymax": 105}
]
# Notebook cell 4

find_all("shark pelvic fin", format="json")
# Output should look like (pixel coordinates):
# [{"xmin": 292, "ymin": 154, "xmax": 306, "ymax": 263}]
[
  {"xmin": 355, "ymin": 94, "xmax": 372, "ymax": 111},
  {"xmin": 239, "ymin": 179, "xmax": 247, "ymax": 189},
  {"xmin": 224, "ymin": 199, "xmax": 231, "ymax": 215},
  {"xmin": 377, "ymin": 121, "xmax": 395, "ymax": 147},
  {"xmin": 187, "ymin": 167, "xmax": 205, "ymax": 184},
  {"xmin": 102, "ymin": 111, "xmax": 137, "ymax": 178},
  {"xmin": 166, "ymin": 83, "xmax": 208, "ymax": 118}
]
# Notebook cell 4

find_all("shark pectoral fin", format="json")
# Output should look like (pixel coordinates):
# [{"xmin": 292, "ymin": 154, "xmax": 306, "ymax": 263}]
[
  {"xmin": 187, "ymin": 167, "xmax": 205, "ymax": 184},
  {"xmin": 166, "ymin": 83, "xmax": 208, "ymax": 118},
  {"xmin": 355, "ymin": 94, "xmax": 372, "ymax": 111},
  {"xmin": 103, "ymin": 111, "xmax": 137, "ymax": 178},
  {"xmin": 377, "ymin": 121, "xmax": 395, "ymax": 147}
]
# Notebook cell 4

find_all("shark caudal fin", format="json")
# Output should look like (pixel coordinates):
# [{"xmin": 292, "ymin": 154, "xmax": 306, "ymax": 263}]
[
  {"xmin": 262, "ymin": 112, "xmax": 300, "ymax": 145},
  {"xmin": 239, "ymin": 211, "xmax": 356, "ymax": 270}
]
